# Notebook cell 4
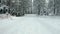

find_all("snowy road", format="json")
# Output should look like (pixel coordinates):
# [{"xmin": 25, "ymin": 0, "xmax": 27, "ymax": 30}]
[{"xmin": 0, "ymin": 14, "xmax": 60, "ymax": 34}]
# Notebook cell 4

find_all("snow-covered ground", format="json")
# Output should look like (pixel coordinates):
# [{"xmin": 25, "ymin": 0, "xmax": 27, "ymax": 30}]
[{"xmin": 0, "ymin": 14, "xmax": 60, "ymax": 34}]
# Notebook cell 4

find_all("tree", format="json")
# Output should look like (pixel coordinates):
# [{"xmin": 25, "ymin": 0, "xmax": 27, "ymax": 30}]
[{"xmin": 34, "ymin": 0, "xmax": 45, "ymax": 15}]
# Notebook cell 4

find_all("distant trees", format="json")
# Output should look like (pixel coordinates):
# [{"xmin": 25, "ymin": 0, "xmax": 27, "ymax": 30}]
[
  {"xmin": 54, "ymin": 0, "xmax": 60, "ymax": 15},
  {"xmin": 22, "ymin": 0, "xmax": 32, "ymax": 14},
  {"xmin": 0, "ymin": 0, "xmax": 60, "ymax": 16},
  {"xmin": 37, "ymin": 0, "xmax": 60, "ymax": 16},
  {"xmin": 48, "ymin": 0, "xmax": 60, "ymax": 16},
  {"xmin": 8, "ymin": 0, "xmax": 25, "ymax": 16},
  {"xmin": 37, "ymin": 0, "xmax": 45, "ymax": 15}
]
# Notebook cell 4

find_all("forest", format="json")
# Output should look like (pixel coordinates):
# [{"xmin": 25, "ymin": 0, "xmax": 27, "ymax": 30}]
[{"xmin": 0, "ymin": 0, "xmax": 60, "ymax": 16}]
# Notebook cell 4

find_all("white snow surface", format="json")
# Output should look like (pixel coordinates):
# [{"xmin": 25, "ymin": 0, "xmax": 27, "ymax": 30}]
[{"xmin": 0, "ymin": 14, "xmax": 60, "ymax": 34}]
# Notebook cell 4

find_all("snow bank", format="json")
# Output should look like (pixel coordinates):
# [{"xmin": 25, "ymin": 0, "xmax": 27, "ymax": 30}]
[{"xmin": 0, "ymin": 14, "xmax": 60, "ymax": 34}]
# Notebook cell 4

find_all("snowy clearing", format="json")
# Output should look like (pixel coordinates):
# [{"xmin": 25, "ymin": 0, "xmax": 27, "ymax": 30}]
[{"xmin": 0, "ymin": 14, "xmax": 60, "ymax": 34}]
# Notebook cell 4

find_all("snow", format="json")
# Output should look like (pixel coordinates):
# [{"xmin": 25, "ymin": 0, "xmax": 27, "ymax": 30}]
[
  {"xmin": 0, "ymin": 14, "xmax": 60, "ymax": 34},
  {"xmin": 0, "ymin": 5, "xmax": 8, "ymax": 9}
]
